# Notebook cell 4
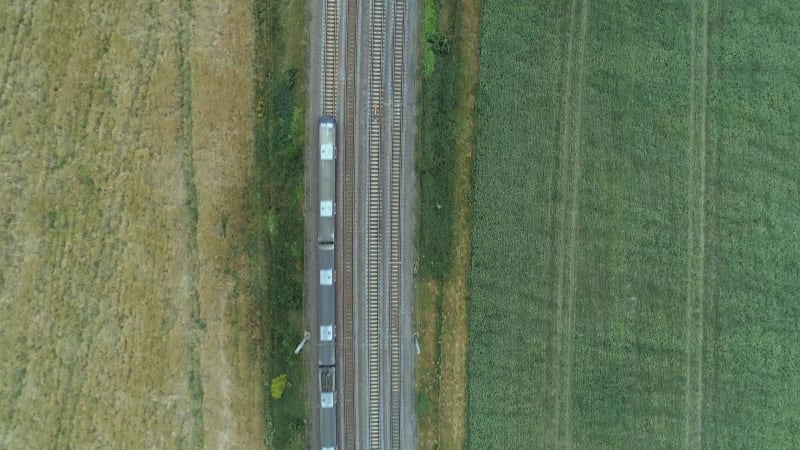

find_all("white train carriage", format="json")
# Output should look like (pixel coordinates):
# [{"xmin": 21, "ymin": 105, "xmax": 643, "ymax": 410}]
[
  {"xmin": 319, "ymin": 117, "xmax": 336, "ymax": 244},
  {"xmin": 318, "ymin": 243, "xmax": 336, "ymax": 366}
]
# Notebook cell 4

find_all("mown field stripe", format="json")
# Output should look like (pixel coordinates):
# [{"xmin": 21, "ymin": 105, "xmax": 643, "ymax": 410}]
[{"xmin": 685, "ymin": 0, "xmax": 709, "ymax": 447}]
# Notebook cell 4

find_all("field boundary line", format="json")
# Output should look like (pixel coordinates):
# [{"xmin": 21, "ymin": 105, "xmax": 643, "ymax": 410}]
[{"xmin": 685, "ymin": 0, "xmax": 709, "ymax": 447}]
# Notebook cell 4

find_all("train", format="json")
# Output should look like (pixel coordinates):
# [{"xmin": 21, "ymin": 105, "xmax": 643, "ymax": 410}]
[
  {"xmin": 319, "ymin": 367, "xmax": 337, "ymax": 450},
  {"xmin": 318, "ymin": 243, "xmax": 335, "ymax": 366},
  {"xmin": 319, "ymin": 117, "xmax": 336, "ymax": 243},
  {"xmin": 318, "ymin": 116, "xmax": 338, "ymax": 450}
]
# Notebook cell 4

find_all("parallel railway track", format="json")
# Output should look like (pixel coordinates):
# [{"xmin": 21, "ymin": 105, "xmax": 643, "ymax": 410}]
[
  {"xmin": 322, "ymin": 0, "xmax": 346, "ymax": 448},
  {"xmin": 341, "ymin": 0, "xmax": 358, "ymax": 446},
  {"xmin": 367, "ymin": 0, "xmax": 385, "ymax": 447},
  {"xmin": 322, "ymin": 0, "xmax": 338, "ymax": 116},
  {"xmin": 388, "ymin": 0, "xmax": 406, "ymax": 447},
  {"xmin": 320, "ymin": 0, "xmax": 408, "ymax": 446}
]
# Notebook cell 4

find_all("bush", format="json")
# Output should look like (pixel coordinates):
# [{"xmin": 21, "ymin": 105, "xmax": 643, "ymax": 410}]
[
  {"xmin": 271, "ymin": 374, "xmax": 288, "ymax": 399},
  {"xmin": 427, "ymin": 31, "xmax": 451, "ymax": 55}
]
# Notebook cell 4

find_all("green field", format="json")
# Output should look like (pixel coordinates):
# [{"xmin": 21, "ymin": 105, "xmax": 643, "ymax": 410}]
[{"xmin": 467, "ymin": 1, "xmax": 800, "ymax": 448}]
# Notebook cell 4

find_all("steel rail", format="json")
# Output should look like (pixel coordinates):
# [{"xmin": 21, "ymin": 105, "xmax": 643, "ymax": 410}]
[
  {"xmin": 341, "ymin": 0, "xmax": 358, "ymax": 446},
  {"xmin": 366, "ymin": 0, "xmax": 385, "ymax": 447},
  {"xmin": 388, "ymin": 0, "xmax": 406, "ymax": 447},
  {"xmin": 322, "ymin": 0, "xmax": 339, "ymax": 116}
]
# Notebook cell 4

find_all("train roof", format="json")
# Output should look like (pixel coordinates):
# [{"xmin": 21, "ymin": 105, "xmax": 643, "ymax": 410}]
[{"xmin": 320, "ymin": 129, "xmax": 335, "ymax": 160}]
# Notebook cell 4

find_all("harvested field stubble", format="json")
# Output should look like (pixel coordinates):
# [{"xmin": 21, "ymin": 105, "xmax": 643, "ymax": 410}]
[{"xmin": 0, "ymin": 1, "xmax": 265, "ymax": 448}]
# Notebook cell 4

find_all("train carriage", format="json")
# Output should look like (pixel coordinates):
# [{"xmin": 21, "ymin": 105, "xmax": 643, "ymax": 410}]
[
  {"xmin": 318, "ymin": 117, "xmax": 337, "ymax": 449},
  {"xmin": 319, "ymin": 117, "xmax": 336, "ymax": 244},
  {"xmin": 319, "ymin": 367, "xmax": 337, "ymax": 450},
  {"xmin": 318, "ymin": 243, "xmax": 336, "ymax": 366}
]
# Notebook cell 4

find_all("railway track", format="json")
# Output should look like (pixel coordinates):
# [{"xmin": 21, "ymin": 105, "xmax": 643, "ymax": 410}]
[
  {"xmin": 322, "ymin": 1, "xmax": 348, "ymax": 449},
  {"xmin": 341, "ymin": 0, "xmax": 358, "ymax": 446},
  {"xmin": 366, "ymin": 0, "xmax": 385, "ymax": 447},
  {"xmin": 322, "ymin": 0, "xmax": 338, "ymax": 116},
  {"xmin": 321, "ymin": 0, "xmax": 408, "ymax": 446},
  {"xmin": 388, "ymin": 0, "xmax": 406, "ymax": 447}
]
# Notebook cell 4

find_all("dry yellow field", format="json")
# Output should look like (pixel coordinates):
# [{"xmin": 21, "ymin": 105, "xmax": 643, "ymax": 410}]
[{"xmin": 0, "ymin": 1, "xmax": 266, "ymax": 448}]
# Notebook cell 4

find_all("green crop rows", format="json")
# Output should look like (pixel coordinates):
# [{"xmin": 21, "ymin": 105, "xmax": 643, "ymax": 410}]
[{"xmin": 467, "ymin": 1, "xmax": 800, "ymax": 448}]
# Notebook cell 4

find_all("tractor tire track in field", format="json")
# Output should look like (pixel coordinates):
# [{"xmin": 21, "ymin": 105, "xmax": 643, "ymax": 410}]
[
  {"xmin": 685, "ymin": 0, "xmax": 710, "ymax": 447},
  {"xmin": 701, "ymin": 2, "xmax": 722, "ymax": 445},
  {"xmin": 549, "ymin": 0, "xmax": 588, "ymax": 447}
]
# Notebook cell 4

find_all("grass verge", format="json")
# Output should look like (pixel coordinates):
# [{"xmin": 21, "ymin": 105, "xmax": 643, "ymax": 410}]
[
  {"xmin": 415, "ymin": 0, "xmax": 481, "ymax": 448},
  {"xmin": 252, "ymin": 0, "xmax": 308, "ymax": 447}
]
